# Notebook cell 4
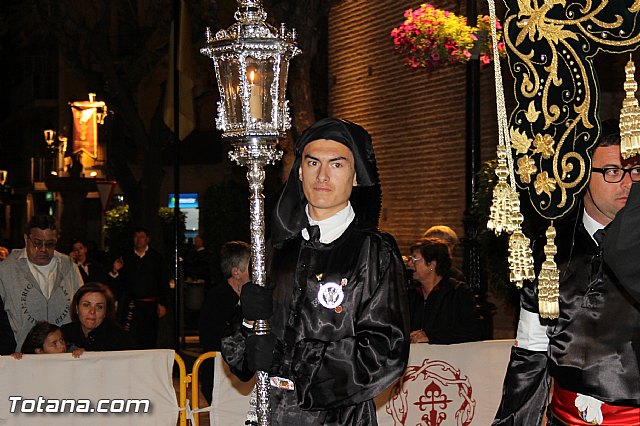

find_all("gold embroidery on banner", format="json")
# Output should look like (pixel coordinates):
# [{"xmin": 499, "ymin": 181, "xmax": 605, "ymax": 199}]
[
  {"xmin": 534, "ymin": 171, "xmax": 557, "ymax": 200},
  {"xmin": 510, "ymin": 126, "xmax": 532, "ymax": 154},
  {"xmin": 502, "ymin": 0, "xmax": 640, "ymax": 219},
  {"xmin": 533, "ymin": 133, "xmax": 556, "ymax": 158},
  {"xmin": 516, "ymin": 155, "xmax": 537, "ymax": 183}
]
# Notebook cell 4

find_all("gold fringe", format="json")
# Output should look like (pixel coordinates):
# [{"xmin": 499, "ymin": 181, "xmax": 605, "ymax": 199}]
[
  {"xmin": 620, "ymin": 55, "xmax": 640, "ymax": 159},
  {"xmin": 486, "ymin": 0, "xmax": 537, "ymax": 291},
  {"xmin": 508, "ymin": 230, "xmax": 535, "ymax": 288},
  {"xmin": 488, "ymin": 145, "xmax": 518, "ymax": 235},
  {"xmin": 538, "ymin": 224, "xmax": 560, "ymax": 319}
]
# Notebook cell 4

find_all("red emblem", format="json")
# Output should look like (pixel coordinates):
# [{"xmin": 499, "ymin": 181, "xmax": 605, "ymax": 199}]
[
  {"xmin": 334, "ymin": 306, "xmax": 343, "ymax": 313},
  {"xmin": 385, "ymin": 358, "xmax": 475, "ymax": 425}
]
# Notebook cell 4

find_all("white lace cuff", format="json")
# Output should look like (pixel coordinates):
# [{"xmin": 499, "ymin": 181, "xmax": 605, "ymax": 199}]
[{"xmin": 515, "ymin": 308, "xmax": 549, "ymax": 351}]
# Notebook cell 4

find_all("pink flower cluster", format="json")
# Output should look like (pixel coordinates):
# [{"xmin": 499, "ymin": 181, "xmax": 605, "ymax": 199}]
[
  {"xmin": 476, "ymin": 15, "xmax": 506, "ymax": 65},
  {"xmin": 391, "ymin": 3, "xmax": 506, "ymax": 72}
]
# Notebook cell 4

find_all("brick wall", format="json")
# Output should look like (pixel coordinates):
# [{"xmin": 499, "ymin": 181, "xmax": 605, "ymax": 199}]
[{"xmin": 328, "ymin": 0, "xmax": 502, "ymax": 254}]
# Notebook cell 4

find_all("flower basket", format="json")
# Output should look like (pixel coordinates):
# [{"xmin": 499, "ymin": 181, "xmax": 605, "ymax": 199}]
[{"xmin": 391, "ymin": 3, "xmax": 506, "ymax": 72}]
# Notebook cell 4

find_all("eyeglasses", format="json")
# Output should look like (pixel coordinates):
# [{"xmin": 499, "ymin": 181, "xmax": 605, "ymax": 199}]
[
  {"xmin": 592, "ymin": 166, "xmax": 640, "ymax": 183},
  {"xmin": 27, "ymin": 236, "xmax": 57, "ymax": 250},
  {"xmin": 409, "ymin": 255, "xmax": 424, "ymax": 264}
]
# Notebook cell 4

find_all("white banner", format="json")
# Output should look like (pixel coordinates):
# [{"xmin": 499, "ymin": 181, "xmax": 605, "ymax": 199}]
[
  {"xmin": 0, "ymin": 349, "xmax": 179, "ymax": 426},
  {"xmin": 210, "ymin": 340, "xmax": 513, "ymax": 425}
]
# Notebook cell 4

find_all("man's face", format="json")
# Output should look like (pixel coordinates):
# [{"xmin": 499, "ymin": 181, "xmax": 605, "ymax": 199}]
[
  {"xmin": 584, "ymin": 145, "xmax": 638, "ymax": 226},
  {"xmin": 24, "ymin": 228, "xmax": 57, "ymax": 266},
  {"xmin": 71, "ymin": 242, "xmax": 87, "ymax": 264},
  {"xmin": 133, "ymin": 231, "xmax": 149, "ymax": 250},
  {"xmin": 299, "ymin": 139, "xmax": 357, "ymax": 221}
]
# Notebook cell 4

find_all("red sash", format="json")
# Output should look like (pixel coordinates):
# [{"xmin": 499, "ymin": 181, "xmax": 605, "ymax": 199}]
[{"xmin": 551, "ymin": 382, "xmax": 640, "ymax": 425}]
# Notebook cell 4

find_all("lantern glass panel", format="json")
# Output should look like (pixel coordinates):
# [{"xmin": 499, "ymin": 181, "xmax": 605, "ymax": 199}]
[
  {"xmin": 246, "ymin": 56, "xmax": 275, "ymax": 123},
  {"xmin": 278, "ymin": 60, "xmax": 289, "ymax": 107},
  {"xmin": 220, "ymin": 57, "xmax": 242, "ymax": 125}
]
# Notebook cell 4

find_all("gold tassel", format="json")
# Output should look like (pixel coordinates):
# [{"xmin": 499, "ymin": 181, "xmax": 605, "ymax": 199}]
[
  {"xmin": 537, "ymin": 224, "xmax": 559, "ymax": 319},
  {"xmin": 488, "ymin": 145, "xmax": 517, "ymax": 235},
  {"xmin": 486, "ymin": 0, "xmax": 536, "ymax": 291},
  {"xmin": 508, "ymin": 230, "xmax": 535, "ymax": 289},
  {"xmin": 506, "ymin": 191, "xmax": 535, "ymax": 288},
  {"xmin": 620, "ymin": 55, "xmax": 640, "ymax": 159}
]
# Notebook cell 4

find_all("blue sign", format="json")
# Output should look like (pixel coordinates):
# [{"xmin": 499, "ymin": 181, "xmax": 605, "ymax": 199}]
[{"xmin": 168, "ymin": 193, "xmax": 198, "ymax": 209}]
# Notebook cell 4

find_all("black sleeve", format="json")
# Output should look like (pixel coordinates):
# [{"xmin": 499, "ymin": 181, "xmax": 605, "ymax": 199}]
[
  {"xmin": 199, "ymin": 287, "xmax": 238, "ymax": 352},
  {"xmin": 492, "ymin": 346, "xmax": 550, "ymax": 425},
  {"xmin": 0, "ymin": 295, "xmax": 16, "ymax": 355},
  {"xmin": 604, "ymin": 182, "xmax": 640, "ymax": 303},
  {"xmin": 493, "ymin": 234, "xmax": 550, "ymax": 425},
  {"xmin": 220, "ymin": 321, "xmax": 254, "ymax": 382}
]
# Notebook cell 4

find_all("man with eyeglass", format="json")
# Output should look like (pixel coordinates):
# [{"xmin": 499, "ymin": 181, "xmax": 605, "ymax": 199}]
[
  {"xmin": 493, "ymin": 120, "xmax": 640, "ymax": 426},
  {"xmin": 0, "ymin": 215, "xmax": 83, "ymax": 351}
]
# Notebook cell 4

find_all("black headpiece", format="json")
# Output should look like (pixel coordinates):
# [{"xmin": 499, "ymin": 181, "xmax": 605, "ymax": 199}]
[{"xmin": 270, "ymin": 117, "xmax": 381, "ymax": 246}]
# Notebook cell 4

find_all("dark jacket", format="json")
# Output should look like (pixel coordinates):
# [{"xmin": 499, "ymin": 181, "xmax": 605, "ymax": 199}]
[
  {"xmin": 77, "ymin": 261, "xmax": 121, "ymax": 301},
  {"xmin": 62, "ymin": 319, "xmax": 135, "ymax": 351},
  {"xmin": 408, "ymin": 277, "xmax": 483, "ymax": 344},
  {"xmin": 199, "ymin": 282, "xmax": 241, "ymax": 352},
  {"xmin": 117, "ymin": 247, "xmax": 170, "ymax": 306}
]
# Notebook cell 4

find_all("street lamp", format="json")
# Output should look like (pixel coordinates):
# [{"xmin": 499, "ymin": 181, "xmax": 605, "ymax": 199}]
[
  {"xmin": 201, "ymin": 1, "xmax": 300, "ymax": 424},
  {"xmin": 43, "ymin": 130, "xmax": 69, "ymax": 176}
]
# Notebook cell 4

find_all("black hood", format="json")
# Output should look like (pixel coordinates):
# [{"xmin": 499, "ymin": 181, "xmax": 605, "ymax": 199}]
[{"xmin": 270, "ymin": 117, "xmax": 382, "ymax": 247}]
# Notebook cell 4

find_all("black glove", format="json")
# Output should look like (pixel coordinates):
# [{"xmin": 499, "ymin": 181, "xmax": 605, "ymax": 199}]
[
  {"xmin": 246, "ymin": 333, "xmax": 276, "ymax": 372},
  {"xmin": 241, "ymin": 282, "xmax": 273, "ymax": 320}
]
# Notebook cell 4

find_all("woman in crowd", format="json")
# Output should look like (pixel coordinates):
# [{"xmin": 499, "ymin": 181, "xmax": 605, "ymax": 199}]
[
  {"xmin": 62, "ymin": 282, "xmax": 135, "ymax": 351},
  {"xmin": 406, "ymin": 238, "xmax": 483, "ymax": 344},
  {"xmin": 11, "ymin": 321, "xmax": 83, "ymax": 358}
]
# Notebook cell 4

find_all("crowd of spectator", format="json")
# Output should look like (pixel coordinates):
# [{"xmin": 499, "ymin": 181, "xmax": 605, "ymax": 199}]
[
  {"xmin": 0, "ymin": 216, "xmax": 171, "ymax": 357},
  {"xmin": 0, "ymin": 214, "xmax": 484, "ymax": 410}
]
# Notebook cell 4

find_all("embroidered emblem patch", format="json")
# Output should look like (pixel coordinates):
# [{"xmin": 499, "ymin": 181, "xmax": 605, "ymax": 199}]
[
  {"xmin": 341, "ymin": 278, "xmax": 347, "ymax": 286},
  {"xmin": 317, "ymin": 282, "xmax": 344, "ymax": 309}
]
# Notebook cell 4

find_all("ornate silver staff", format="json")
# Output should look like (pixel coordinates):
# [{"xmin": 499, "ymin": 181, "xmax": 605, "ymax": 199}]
[{"xmin": 201, "ymin": 1, "xmax": 300, "ymax": 424}]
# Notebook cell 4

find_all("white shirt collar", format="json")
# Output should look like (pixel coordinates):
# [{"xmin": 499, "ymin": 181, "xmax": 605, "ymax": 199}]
[
  {"xmin": 582, "ymin": 208, "xmax": 604, "ymax": 243},
  {"xmin": 135, "ymin": 245, "xmax": 149, "ymax": 258},
  {"xmin": 302, "ymin": 202, "xmax": 355, "ymax": 244}
]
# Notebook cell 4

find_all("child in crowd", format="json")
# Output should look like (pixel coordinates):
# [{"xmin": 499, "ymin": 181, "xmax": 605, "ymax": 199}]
[{"xmin": 10, "ymin": 321, "xmax": 84, "ymax": 359}]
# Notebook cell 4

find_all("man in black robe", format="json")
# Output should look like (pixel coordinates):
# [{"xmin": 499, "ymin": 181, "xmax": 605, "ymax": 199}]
[
  {"xmin": 493, "ymin": 121, "xmax": 640, "ymax": 425},
  {"xmin": 222, "ymin": 117, "xmax": 410, "ymax": 425}
]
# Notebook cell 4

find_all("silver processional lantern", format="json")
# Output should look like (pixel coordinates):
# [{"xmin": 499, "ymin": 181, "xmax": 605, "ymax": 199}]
[{"xmin": 201, "ymin": 1, "xmax": 300, "ymax": 424}]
